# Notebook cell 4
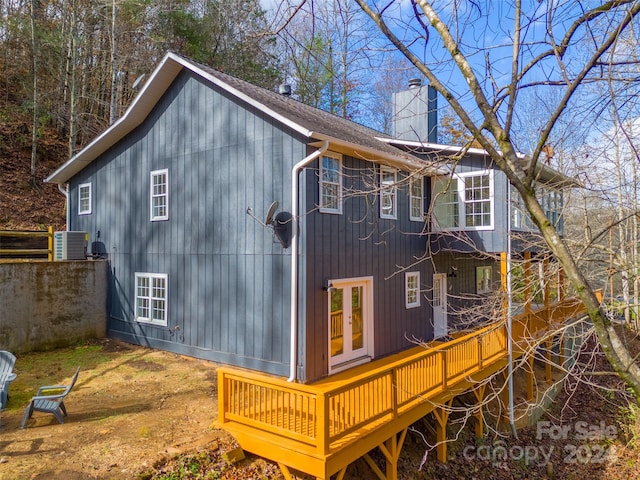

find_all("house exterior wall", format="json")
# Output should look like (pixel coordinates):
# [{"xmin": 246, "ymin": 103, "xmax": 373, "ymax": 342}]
[
  {"xmin": 300, "ymin": 157, "xmax": 433, "ymax": 382},
  {"xmin": 432, "ymin": 252, "xmax": 500, "ymax": 329},
  {"xmin": 429, "ymin": 152, "xmax": 510, "ymax": 254},
  {"xmin": 67, "ymin": 70, "xmax": 306, "ymax": 376}
]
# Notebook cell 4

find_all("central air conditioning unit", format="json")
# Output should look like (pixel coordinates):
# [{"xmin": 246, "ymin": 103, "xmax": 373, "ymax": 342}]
[{"xmin": 53, "ymin": 231, "xmax": 88, "ymax": 261}]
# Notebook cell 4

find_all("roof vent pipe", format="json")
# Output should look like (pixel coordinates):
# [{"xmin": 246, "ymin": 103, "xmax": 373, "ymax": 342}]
[
  {"xmin": 408, "ymin": 78, "xmax": 422, "ymax": 89},
  {"xmin": 279, "ymin": 84, "xmax": 292, "ymax": 96}
]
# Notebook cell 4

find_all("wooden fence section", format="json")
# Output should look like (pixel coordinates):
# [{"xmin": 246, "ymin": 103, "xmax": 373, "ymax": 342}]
[
  {"xmin": 218, "ymin": 295, "xmax": 591, "ymax": 479},
  {"xmin": 0, "ymin": 227, "xmax": 54, "ymax": 261}
]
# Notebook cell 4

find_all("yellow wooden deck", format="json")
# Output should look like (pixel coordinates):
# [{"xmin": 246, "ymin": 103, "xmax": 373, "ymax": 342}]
[{"xmin": 217, "ymin": 296, "xmax": 591, "ymax": 480}]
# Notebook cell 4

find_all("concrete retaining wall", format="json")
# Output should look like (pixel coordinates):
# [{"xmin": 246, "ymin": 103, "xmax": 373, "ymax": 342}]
[{"xmin": 0, "ymin": 260, "xmax": 108, "ymax": 353}]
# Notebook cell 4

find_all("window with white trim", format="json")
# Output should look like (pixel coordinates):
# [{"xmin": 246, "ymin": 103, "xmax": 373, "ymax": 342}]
[
  {"xmin": 150, "ymin": 169, "xmax": 169, "ymax": 221},
  {"xmin": 135, "ymin": 273, "xmax": 168, "ymax": 326},
  {"xmin": 405, "ymin": 272, "xmax": 420, "ymax": 308},
  {"xmin": 320, "ymin": 153, "xmax": 342, "ymax": 213},
  {"xmin": 409, "ymin": 176, "xmax": 424, "ymax": 221},
  {"xmin": 433, "ymin": 170, "xmax": 493, "ymax": 230},
  {"xmin": 380, "ymin": 166, "xmax": 397, "ymax": 219},
  {"xmin": 78, "ymin": 183, "xmax": 92, "ymax": 215},
  {"xmin": 511, "ymin": 185, "xmax": 564, "ymax": 234}
]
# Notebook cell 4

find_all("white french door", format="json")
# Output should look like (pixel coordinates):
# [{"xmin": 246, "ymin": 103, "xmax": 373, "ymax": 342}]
[
  {"xmin": 328, "ymin": 277, "xmax": 373, "ymax": 372},
  {"xmin": 433, "ymin": 273, "xmax": 448, "ymax": 338}
]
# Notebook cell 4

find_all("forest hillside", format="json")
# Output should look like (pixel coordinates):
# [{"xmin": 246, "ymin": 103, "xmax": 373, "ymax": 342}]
[{"xmin": 0, "ymin": 103, "xmax": 66, "ymax": 230}]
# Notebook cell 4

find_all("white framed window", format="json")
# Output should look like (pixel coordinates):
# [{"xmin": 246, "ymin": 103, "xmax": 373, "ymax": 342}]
[
  {"xmin": 150, "ymin": 169, "xmax": 169, "ymax": 221},
  {"xmin": 405, "ymin": 272, "xmax": 420, "ymax": 308},
  {"xmin": 541, "ymin": 187, "xmax": 564, "ymax": 234},
  {"xmin": 320, "ymin": 153, "xmax": 342, "ymax": 213},
  {"xmin": 409, "ymin": 176, "xmax": 424, "ymax": 221},
  {"xmin": 135, "ymin": 273, "xmax": 168, "ymax": 326},
  {"xmin": 380, "ymin": 166, "xmax": 397, "ymax": 219},
  {"xmin": 78, "ymin": 183, "xmax": 92, "ymax": 215},
  {"xmin": 432, "ymin": 170, "xmax": 494, "ymax": 231}
]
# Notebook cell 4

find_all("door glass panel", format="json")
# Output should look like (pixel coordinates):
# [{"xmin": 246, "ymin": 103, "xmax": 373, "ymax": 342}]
[
  {"xmin": 433, "ymin": 278, "xmax": 441, "ymax": 307},
  {"xmin": 351, "ymin": 286, "xmax": 363, "ymax": 351},
  {"xmin": 330, "ymin": 288, "xmax": 344, "ymax": 357}
]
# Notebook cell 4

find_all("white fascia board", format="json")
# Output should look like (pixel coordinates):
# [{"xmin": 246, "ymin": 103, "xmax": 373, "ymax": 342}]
[
  {"xmin": 46, "ymin": 52, "xmax": 312, "ymax": 184},
  {"xmin": 314, "ymin": 133, "xmax": 448, "ymax": 175},
  {"xmin": 377, "ymin": 137, "xmax": 489, "ymax": 156},
  {"xmin": 381, "ymin": 137, "xmax": 580, "ymax": 187}
]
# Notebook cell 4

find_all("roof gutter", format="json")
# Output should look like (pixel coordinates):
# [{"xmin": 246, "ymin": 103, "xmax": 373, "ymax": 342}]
[
  {"xmin": 288, "ymin": 139, "xmax": 329, "ymax": 383},
  {"xmin": 312, "ymin": 133, "xmax": 447, "ymax": 175}
]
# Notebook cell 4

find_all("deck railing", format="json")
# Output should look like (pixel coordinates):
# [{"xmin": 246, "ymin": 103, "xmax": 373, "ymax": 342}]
[
  {"xmin": 0, "ymin": 227, "xmax": 54, "ymax": 261},
  {"xmin": 218, "ymin": 295, "xmax": 591, "ymax": 457}
]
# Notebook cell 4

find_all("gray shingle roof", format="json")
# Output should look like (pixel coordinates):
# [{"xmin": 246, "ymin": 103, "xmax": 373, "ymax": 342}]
[
  {"xmin": 191, "ymin": 58, "xmax": 407, "ymax": 157},
  {"xmin": 46, "ymin": 52, "xmax": 439, "ymax": 184}
]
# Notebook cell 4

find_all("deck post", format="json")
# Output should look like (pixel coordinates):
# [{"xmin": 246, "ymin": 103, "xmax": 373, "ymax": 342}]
[
  {"xmin": 47, "ymin": 226, "xmax": 54, "ymax": 261},
  {"xmin": 472, "ymin": 384, "xmax": 486, "ymax": 438},
  {"xmin": 500, "ymin": 252, "xmax": 508, "ymax": 320},
  {"xmin": 365, "ymin": 428, "xmax": 408, "ymax": 480},
  {"xmin": 433, "ymin": 401, "xmax": 452, "ymax": 462},
  {"xmin": 318, "ymin": 391, "xmax": 329, "ymax": 455}
]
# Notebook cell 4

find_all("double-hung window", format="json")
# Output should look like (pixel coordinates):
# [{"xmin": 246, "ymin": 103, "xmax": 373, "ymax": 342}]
[
  {"xmin": 320, "ymin": 153, "xmax": 342, "ymax": 213},
  {"xmin": 433, "ymin": 177, "xmax": 459, "ymax": 229},
  {"xmin": 433, "ymin": 170, "xmax": 493, "ymax": 230},
  {"xmin": 380, "ymin": 166, "xmax": 397, "ymax": 219},
  {"xmin": 464, "ymin": 173, "xmax": 492, "ymax": 227},
  {"xmin": 405, "ymin": 272, "xmax": 420, "ymax": 308},
  {"xmin": 135, "ymin": 273, "xmax": 168, "ymax": 326},
  {"xmin": 150, "ymin": 169, "xmax": 169, "ymax": 221},
  {"xmin": 409, "ymin": 176, "xmax": 424, "ymax": 221},
  {"xmin": 78, "ymin": 183, "xmax": 92, "ymax": 215}
]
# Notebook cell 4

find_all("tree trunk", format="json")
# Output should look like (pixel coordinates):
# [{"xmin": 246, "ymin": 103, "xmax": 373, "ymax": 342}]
[{"xmin": 30, "ymin": 0, "xmax": 38, "ymax": 187}]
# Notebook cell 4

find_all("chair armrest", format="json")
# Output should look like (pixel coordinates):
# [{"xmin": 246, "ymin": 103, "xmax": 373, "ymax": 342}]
[
  {"xmin": 30, "ymin": 393, "xmax": 67, "ymax": 401},
  {"xmin": 0, "ymin": 373, "xmax": 16, "ymax": 383},
  {"xmin": 36, "ymin": 385, "xmax": 67, "ymax": 395}
]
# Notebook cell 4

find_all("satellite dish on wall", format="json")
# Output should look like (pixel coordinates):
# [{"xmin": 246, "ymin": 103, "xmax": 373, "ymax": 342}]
[{"xmin": 265, "ymin": 201, "xmax": 279, "ymax": 225}]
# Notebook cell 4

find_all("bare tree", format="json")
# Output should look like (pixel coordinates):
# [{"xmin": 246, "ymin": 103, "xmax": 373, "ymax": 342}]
[{"xmin": 355, "ymin": 0, "xmax": 640, "ymax": 397}]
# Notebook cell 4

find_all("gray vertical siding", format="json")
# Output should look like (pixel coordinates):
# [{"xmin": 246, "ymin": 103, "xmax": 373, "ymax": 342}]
[
  {"xmin": 301, "ymin": 157, "xmax": 434, "ymax": 382},
  {"xmin": 69, "ymin": 70, "xmax": 305, "ymax": 376},
  {"xmin": 429, "ymin": 153, "xmax": 510, "ymax": 254},
  {"xmin": 432, "ymin": 252, "xmax": 501, "ymax": 329}
]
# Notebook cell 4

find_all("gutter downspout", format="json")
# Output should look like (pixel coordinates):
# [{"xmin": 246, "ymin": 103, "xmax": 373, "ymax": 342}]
[
  {"xmin": 506, "ymin": 182, "xmax": 517, "ymax": 438},
  {"xmin": 288, "ymin": 140, "xmax": 329, "ymax": 382},
  {"xmin": 57, "ymin": 184, "xmax": 69, "ymax": 228}
]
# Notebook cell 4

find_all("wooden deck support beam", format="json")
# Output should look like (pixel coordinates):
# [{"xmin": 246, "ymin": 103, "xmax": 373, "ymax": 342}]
[
  {"xmin": 472, "ymin": 384, "xmax": 487, "ymax": 438},
  {"xmin": 433, "ymin": 400, "xmax": 453, "ymax": 462},
  {"xmin": 361, "ymin": 428, "xmax": 408, "ymax": 480}
]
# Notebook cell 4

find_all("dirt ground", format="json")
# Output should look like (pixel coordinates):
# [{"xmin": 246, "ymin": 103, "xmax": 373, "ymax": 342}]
[{"xmin": 0, "ymin": 339, "xmax": 268, "ymax": 480}]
